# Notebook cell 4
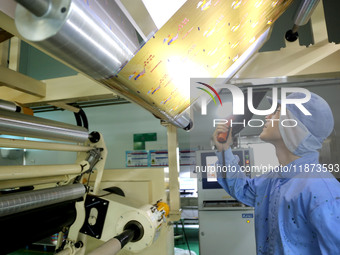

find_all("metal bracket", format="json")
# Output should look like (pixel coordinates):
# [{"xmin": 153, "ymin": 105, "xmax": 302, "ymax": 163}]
[{"xmin": 79, "ymin": 195, "xmax": 109, "ymax": 239}]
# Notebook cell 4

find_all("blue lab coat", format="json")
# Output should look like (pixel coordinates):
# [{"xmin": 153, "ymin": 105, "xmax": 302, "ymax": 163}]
[{"xmin": 216, "ymin": 149, "xmax": 340, "ymax": 255}]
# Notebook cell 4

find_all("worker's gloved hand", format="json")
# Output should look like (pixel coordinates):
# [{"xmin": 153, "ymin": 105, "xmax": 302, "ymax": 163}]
[{"xmin": 213, "ymin": 124, "xmax": 233, "ymax": 152}]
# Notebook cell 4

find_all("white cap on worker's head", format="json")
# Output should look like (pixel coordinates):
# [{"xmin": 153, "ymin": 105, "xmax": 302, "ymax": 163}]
[{"xmin": 267, "ymin": 92, "xmax": 334, "ymax": 156}]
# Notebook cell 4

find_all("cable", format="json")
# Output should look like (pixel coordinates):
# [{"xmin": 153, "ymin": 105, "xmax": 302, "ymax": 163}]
[
  {"xmin": 74, "ymin": 112, "xmax": 82, "ymax": 127},
  {"xmin": 79, "ymin": 109, "xmax": 89, "ymax": 130},
  {"xmin": 73, "ymin": 108, "xmax": 89, "ymax": 130}
]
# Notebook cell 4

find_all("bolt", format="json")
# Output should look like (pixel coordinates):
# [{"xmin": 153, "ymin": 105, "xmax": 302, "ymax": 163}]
[{"xmin": 74, "ymin": 241, "xmax": 83, "ymax": 249}]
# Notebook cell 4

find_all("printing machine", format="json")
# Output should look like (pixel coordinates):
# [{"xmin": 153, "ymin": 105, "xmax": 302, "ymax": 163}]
[
  {"xmin": 0, "ymin": 104, "xmax": 175, "ymax": 255},
  {"xmin": 0, "ymin": 0, "xmax": 339, "ymax": 254}
]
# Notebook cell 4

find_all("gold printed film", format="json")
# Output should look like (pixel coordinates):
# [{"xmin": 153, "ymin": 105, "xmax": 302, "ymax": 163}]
[{"xmin": 101, "ymin": 0, "xmax": 293, "ymax": 119}]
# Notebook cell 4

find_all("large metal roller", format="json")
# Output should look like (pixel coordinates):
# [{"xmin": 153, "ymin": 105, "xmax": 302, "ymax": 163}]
[
  {"xmin": 14, "ymin": 0, "xmax": 192, "ymax": 130},
  {"xmin": 0, "ymin": 109, "xmax": 88, "ymax": 142},
  {"xmin": 15, "ymin": 0, "xmax": 137, "ymax": 80},
  {"xmin": 0, "ymin": 183, "xmax": 86, "ymax": 217}
]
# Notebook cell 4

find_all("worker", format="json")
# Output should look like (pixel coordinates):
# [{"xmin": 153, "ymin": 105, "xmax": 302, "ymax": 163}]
[{"xmin": 213, "ymin": 92, "xmax": 340, "ymax": 254}]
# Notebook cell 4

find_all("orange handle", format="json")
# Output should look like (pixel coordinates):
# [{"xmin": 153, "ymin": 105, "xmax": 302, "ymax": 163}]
[
  {"xmin": 217, "ymin": 121, "xmax": 232, "ymax": 143},
  {"xmin": 217, "ymin": 132, "xmax": 228, "ymax": 143}
]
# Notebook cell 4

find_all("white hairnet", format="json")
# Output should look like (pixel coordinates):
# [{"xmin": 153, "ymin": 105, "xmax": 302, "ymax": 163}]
[{"xmin": 271, "ymin": 92, "xmax": 334, "ymax": 156}]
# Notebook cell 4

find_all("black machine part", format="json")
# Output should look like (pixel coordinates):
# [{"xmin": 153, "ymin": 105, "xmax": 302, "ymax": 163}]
[
  {"xmin": 80, "ymin": 195, "xmax": 109, "ymax": 239},
  {"xmin": 123, "ymin": 220, "xmax": 144, "ymax": 243},
  {"xmin": 0, "ymin": 200, "xmax": 77, "ymax": 255},
  {"xmin": 103, "ymin": 186, "xmax": 125, "ymax": 197},
  {"xmin": 89, "ymin": 131, "xmax": 101, "ymax": 143},
  {"xmin": 114, "ymin": 229, "xmax": 135, "ymax": 248},
  {"xmin": 114, "ymin": 220, "xmax": 144, "ymax": 248}
]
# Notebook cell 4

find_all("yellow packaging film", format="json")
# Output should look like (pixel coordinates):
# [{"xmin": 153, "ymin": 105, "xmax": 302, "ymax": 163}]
[{"xmin": 102, "ymin": 0, "xmax": 293, "ymax": 119}]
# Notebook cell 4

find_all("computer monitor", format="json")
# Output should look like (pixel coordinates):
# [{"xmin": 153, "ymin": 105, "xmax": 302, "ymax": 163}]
[{"xmin": 198, "ymin": 149, "xmax": 252, "ymax": 190}]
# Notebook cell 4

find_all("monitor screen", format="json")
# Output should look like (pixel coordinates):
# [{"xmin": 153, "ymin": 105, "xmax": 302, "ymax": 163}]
[
  {"xmin": 199, "ymin": 150, "xmax": 246, "ymax": 189},
  {"xmin": 206, "ymin": 155, "xmax": 218, "ymax": 182}
]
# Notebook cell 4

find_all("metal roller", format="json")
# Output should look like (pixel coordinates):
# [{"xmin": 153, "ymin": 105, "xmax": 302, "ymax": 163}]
[
  {"xmin": 0, "ymin": 137, "xmax": 94, "ymax": 152},
  {"xmin": 14, "ymin": 0, "xmax": 137, "ymax": 80},
  {"xmin": 0, "ymin": 99, "xmax": 20, "ymax": 112},
  {"xmin": 294, "ymin": 0, "xmax": 320, "ymax": 27},
  {"xmin": 286, "ymin": 0, "xmax": 320, "ymax": 42},
  {"xmin": 0, "ymin": 183, "xmax": 86, "ymax": 217},
  {"xmin": 14, "ymin": 0, "xmax": 192, "ymax": 130},
  {"xmin": 0, "ymin": 109, "xmax": 88, "ymax": 142}
]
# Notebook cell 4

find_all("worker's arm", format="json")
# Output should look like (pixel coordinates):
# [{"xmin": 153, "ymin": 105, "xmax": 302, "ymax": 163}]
[
  {"xmin": 309, "ymin": 200, "xmax": 340, "ymax": 254},
  {"xmin": 215, "ymin": 148, "xmax": 256, "ymax": 207},
  {"xmin": 213, "ymin": 125, "xmax": 256, "ymax": 207}
]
